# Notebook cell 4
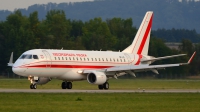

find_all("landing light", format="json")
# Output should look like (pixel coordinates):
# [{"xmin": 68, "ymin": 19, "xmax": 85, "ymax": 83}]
[{"xmin": 77, "ymin": 70, "xmax": 83, "ymax": 74}]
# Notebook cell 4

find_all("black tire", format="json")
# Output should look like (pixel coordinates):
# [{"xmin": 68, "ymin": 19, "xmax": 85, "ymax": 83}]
[
  {"xmin": 61, "ymin": 82, "xmax": 67, "ymax": 89},
  {"xmin": 67, "ymin": 82, "xmax": 72, "ymax": 89},
  {"xmin": 30, "ymin": 84, "xmax": 33, "ymax": 89},
  {"xmin": 103, "ymin": 82, "xmax": 109, "ymax": 90},
  {"xmin": 98, "ymin": 85, "xmax": 103, "ymax": 90},
  {"xmin": 33, "ymin": 84, "xmax": 37, "ymax": 89}
]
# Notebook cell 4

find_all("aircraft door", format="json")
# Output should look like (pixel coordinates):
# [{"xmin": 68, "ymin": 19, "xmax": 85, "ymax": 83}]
[
  {"xmin": 42, "ymin": 50, "xmax": 52, "ymax": 68},
  {"xmin": 124, "ymin": 53, "xmax": 131, "ymax": 64}
]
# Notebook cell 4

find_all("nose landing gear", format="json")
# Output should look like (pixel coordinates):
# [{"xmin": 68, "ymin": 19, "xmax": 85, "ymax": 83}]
[
  {"xmin": 30, "ymin": 84, "xmax": 37, "ymax": 89},
  {"xmin": 28, "ymin": 76, "xmax": 37, "ymax": 89}
]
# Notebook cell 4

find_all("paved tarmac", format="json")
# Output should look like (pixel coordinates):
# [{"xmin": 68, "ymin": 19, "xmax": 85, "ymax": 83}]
[{"xmin": 0, "ymin": 89, "xmax": 200, "ymax": 93}]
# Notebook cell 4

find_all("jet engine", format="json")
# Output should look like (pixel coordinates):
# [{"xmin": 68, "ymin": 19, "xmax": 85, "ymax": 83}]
[
  {"xmin": 34, "ymin": 77, "xmax": 51, "ymax": 85},
  {"xmin": 87, "ymin": 71, "xmax": 107, "ymax": 85}
]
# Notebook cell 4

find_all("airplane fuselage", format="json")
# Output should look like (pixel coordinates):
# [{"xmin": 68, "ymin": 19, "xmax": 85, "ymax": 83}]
[{"xmin": 12, "ymin": 49, "xmax": 149, "ymax": 81}]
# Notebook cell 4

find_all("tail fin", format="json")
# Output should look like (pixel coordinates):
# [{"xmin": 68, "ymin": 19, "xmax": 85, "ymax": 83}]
[{"xmin": 122, "ymin": 11, "xmax": 153, "ymax": 55}]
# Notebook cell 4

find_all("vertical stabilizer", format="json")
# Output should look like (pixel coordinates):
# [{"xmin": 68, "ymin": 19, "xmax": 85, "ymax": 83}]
[{"xmin": 122, "ymin": 11, "xmax": 153, "ymax": 55}]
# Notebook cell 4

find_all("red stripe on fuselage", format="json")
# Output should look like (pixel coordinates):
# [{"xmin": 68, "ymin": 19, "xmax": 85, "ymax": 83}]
[
  {"xmin": 22, "ymin": 65, "xmax": 113, "ymax": 69},
  {"xmin": 137, "ymin": 14, "xmax": 153, "ymax": 54}
]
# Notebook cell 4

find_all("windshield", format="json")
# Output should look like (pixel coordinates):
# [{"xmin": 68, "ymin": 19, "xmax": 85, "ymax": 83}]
[{"xmin": 19, "ymin": 54, "xmax": 39, "ymax": 59}]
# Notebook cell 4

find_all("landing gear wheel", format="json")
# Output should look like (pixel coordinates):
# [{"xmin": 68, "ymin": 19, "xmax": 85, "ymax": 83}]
[
  {"xmin": 30, "ymin": 84, "xmax": 33, "ymax": 89},
  {"xmin": 61, "ymin": 81, "xmax": 73, "ymax": 89},
  {"xmin": 67, "ymin": 82, "xmax": 72, "ymax": 89},
  {"xmin": 98, "ymin": 85, "xmax": 103, "ymax": 90},
  {"xmin": 61, "ymin": 82, "xmax": 67, "ymax": 89},
  {"xmin": 33, "ymin": 84, "xmax": 37, "ymax": 89},
  {"xmin": 30, "ymin": 84, "xmax": 37, "ymax": 89},
  {"xmin": 103, "ymin": 82, "xmax": 109, "ymax": 90}
]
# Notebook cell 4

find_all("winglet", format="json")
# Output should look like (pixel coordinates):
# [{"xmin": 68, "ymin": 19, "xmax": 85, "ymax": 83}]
[
  {"xmin": 7, "ymin": 52, "xmax": 14, "ymax": 67},
  {"xmin": 179, "ymin": 51, "xmax": 196, "ymax": 65},
  {"xmin": 188, "ymin": 51, "xmax": 196, "ymax": 64}
]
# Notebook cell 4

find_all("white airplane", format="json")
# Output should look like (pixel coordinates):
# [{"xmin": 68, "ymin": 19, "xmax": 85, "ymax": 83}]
[{"xmin": 8, "ymin": 11, "xmax": 196, "ymax": 90}]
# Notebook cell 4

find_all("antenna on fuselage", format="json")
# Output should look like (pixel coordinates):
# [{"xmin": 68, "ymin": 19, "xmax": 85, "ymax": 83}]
[{"xmin": 61, "ymin": 47, "xmax": 63, "ymax": 50}]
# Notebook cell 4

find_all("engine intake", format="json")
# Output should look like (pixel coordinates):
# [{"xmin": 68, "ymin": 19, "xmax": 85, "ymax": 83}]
[{"xmin": 87, "ymin": 71, "xmax": 107, "ymax": 85}]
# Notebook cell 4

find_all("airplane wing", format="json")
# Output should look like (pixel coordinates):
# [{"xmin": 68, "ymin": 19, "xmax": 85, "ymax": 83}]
[
  {"xmin": 141, "ymin": 54, "xmax": 186, "ymax": 63},
  {"xmin": 83, "ymin": 52, "xmax": 196, "ymax": 77}
]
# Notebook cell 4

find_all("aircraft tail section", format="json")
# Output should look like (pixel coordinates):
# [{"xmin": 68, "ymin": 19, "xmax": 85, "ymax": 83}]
[{"xmin": 122, "ymin": 11, "xmax": 153, "ymax": 55}]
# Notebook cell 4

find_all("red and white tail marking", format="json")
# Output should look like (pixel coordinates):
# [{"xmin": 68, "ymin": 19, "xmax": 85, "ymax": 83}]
[{"xmin": 122, "ymin": 11, "xmax": 153, "ymax": 55}]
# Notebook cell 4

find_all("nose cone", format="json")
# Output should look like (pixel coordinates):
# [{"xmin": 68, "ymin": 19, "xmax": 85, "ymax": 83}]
[
  {"xmin": 12, "ymin": 60, "xmax": 27, "ymax": 76},
  {"xmin": 12, "ymin": 67, "xmax": 25, "ymax": 76}
]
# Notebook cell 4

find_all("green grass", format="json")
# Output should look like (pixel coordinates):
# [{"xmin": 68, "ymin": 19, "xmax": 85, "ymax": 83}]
[
  {"xmin": 0, "ymin": 93, "xmax": 200, "ymax": 112},
  {"xmin": 0, "ymin": 79, "xmax": 200, "ymax": 89},
  {"xmin": 1, "ymin": 79, "xmax": 200, "ymax": 112}
]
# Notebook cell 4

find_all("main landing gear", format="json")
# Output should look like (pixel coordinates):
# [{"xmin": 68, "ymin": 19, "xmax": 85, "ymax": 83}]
[
  {"xmin": 61, "ymin": 81, "xmax": 72, "ymax": 89},
  {"xmin": 98, "ymin": 82, "xmax": 109, "ymax": 90}
]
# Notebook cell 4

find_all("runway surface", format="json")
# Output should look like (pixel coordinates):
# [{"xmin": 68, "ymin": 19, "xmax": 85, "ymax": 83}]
[{"xmin": 0, "ymin": 89, "xmax": 200, "ymax": 93}]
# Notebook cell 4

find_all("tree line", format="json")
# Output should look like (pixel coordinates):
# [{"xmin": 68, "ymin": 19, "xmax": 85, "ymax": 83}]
[
  {"xmin": 1, "ymin": 0, "xmax": 200, "ymax": 32},
  {"xmin": 0, "ymin": 10, "xmax": 199, "ymax": 78},
  {"xmin": 152, "ymin": 28, "xmax": 200, "ymax": 42}
]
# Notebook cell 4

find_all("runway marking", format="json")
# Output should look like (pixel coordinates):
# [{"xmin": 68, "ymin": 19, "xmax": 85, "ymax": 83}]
[{"xmin": 0, "ymin": 89, "xmax": 200, "ymax": 93}]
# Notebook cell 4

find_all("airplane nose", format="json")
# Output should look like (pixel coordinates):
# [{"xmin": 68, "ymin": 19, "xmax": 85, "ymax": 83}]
[{"xmin": 12, "ymin": 67, "xmax": 25, "ymax": 76}]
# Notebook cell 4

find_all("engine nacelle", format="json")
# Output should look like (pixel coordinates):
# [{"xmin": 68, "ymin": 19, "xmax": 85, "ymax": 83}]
[
  {"xmin": 87, "ymin": 71, "xmax": 107, "ymax": 85},
  {"xmin": 35, "ymin": 77, "xmax": 51, "ymax": 85}
]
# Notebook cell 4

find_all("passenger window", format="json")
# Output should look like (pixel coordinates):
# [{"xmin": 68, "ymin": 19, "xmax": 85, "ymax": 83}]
[
  {"xmin": 87, "ymin": 58, "xmax": 89, "ymax": 61},
  {"xmin": 95, "ymin": 58, "xmax": 97, "ymax": 61},
  {"xmin": 33, "ymin": 55, "xmax": 38, "ymax": 59},
  {"xmin": 77, "ymin": 57, "xmax": 79, "ymax": 61},
  {"xmin": 58, "ymin": 57, "xmax": 60, "ymax": 60},
  {"xmin": 55, "ymin": 57, "xmax": 57, "ymax": 60},
  {"xmin": 117, "ymin": 59, "xmax": 119, "ymax": 62},
  {"xmin": 69, "ymin": 57, "xmax": 71, "ymax": 60},
  {"xmin": 102, "ymin": 58, "xmax": 104, "ymax": 61},
  {"xmin": 66, "ymin": 57, "xmax": 67, "ymax": 60},
  {"xmin": 91, "ymin": 58, "xmax": 93, "ymax": 61},
  {"xmin": 62, "ymin": 57, "xmax": 64, "ymax": 60},
  {"xmin": 99, "ymin": 58, "xmax": 101, "ymax": 61}
]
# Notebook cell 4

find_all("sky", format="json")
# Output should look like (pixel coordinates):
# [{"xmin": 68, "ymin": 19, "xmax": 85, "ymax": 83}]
[{"xmin": 0, "ymin": 0, "xmax": 94, "ymax": 11}]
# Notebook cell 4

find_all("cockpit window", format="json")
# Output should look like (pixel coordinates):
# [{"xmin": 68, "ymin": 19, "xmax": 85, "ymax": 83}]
[
  {"xmin": 20, "ymin": 55, "xmax": 27, "ymax": 59},
  {"xmin": 19, "ymin": 54, "xmax": 32, "ymax": 59},
  {"xmin": 33, "ymin": 55, "xmax": 39, "ymax": 59},
  {"xmin": 24, "ymin": 55, "xmax": 32, "ymax": 59}
]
